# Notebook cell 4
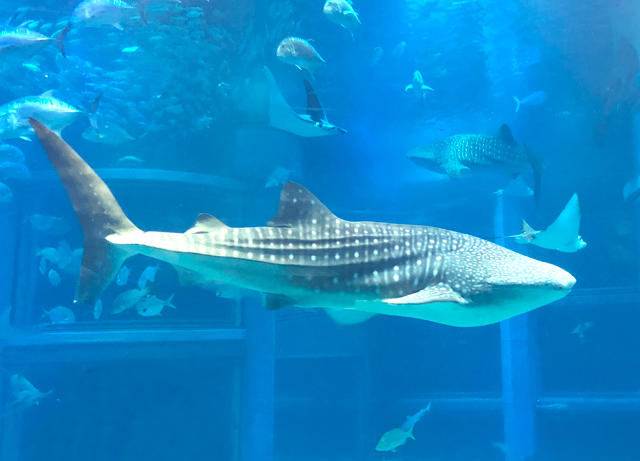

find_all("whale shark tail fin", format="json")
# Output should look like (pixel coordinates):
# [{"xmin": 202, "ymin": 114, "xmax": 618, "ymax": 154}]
[{"xmin": 29, "ymin": 118, "xmax": 142, "ymax": 305}]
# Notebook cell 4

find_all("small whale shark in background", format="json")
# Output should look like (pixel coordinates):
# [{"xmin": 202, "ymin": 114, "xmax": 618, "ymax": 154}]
[
  {"xmin": 513, "ymin": 90, "xmax": 547, "ymax": 113},
  {"xmin": 404, "ymin": 70, "xmax": 434, "ymax": 101},
  {"xmin": 407, "ymin": 124, "xmax": 542, "ymax": 200},
  {"xmin": 29, "ymin": 118, "xmax": 574, "ymax": 327},
  {"xmin": 265, "ymin": 67, "xmax": 346, "ymax": 137},
  {"xmin": 513, "ymin": 193, "xmax": 587, "ymax": 253},
  {"xmin": 376, "ymin": 402, "xmax": 432, "ymax": 452}
]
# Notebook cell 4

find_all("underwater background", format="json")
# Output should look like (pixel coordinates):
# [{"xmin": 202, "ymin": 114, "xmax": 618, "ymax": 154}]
[{"xmin": 0, "ymin": 0, "xmax": 639, "ymax": 460}]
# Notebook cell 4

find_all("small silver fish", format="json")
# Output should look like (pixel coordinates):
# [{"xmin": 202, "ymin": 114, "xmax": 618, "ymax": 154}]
[
  {"xmin": 44, "ymin": 306, "xmax": 75, "ymax": 324},
  {"xmin": 116, "ymin": 265, "xmax": 130, "ymax": 286},
  {"xmin": 136, "ymin": 293, "xmax": 176, "ymax": 317},
  {"xmin": 9, "ymin": 374, "xmax": 53, "ymax": 408},
  {"xmin": 137, "ymin": 265, "xmax": 159, "ymax": 290},
  {"xmin": 82, "ymin": 122, "xmax": 135, "ymax": 145},
  {"xmin": 376, "ymin": 402, "xmax": 432, "ymax": 452},
  {"xmin": 111, "ymin": 286, "xmax": 150, "ymax": 314},
  {"xmin": 47, "ymin": 268, "xmax": 61, "ymax": 287}
]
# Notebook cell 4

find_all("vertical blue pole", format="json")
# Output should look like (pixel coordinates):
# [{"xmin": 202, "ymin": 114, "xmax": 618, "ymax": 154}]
[
  {"xmin": 495, "ymin": 194, "xmax": 536, "ymax": 461},
  {"xmin": 0, "ymin": 200, "xmax": 17, "ymax": 311},
  {"xmin": 633, "ymin": 113, "xmax": 640, "ymax": 284},
  {"xmin": 241, "ymin": 299, "xmax": 275, "ymax": 461}
]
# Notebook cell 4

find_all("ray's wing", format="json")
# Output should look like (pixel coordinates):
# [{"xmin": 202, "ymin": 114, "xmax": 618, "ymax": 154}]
[
  {"xmin": 542, "ymin": 193, "xmax": 581, "ymax": 240},
  {"xmin": 303, "ymin": 79, "xmax": 327, "ymax": 123}
]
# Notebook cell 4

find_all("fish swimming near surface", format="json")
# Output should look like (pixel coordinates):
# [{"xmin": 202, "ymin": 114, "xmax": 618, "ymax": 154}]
[
  {"xmin": 512, "ymin": 193, "xmax": 587, "ymax": 253},
  {"xmin": 0, "ymin": 90, "xmax": 98, "ymax": 141},
  {"xmin": 404, "ymin": 70, "xmax": 433, "ymax": 100},
  {"xmin": 265, "ymin": 67, "xmax": 346, "ymax": 137},
  {"xmin": 276, "ymin": 37, "xmax": 326, "ymax": 74},
  {"xmin": 513, "ymin": 90, "xmax": 547, "ymax": 113},
  {"xmin": 408, "ymin": 124, "xmax": 542, "ymax": 200},
  {"xmin": 323, "ymin": 0, "xmax": 361, "ymax": 35},
  {"xmin": 28, "ymin": 118, "xmax": 575, "ymax": 327},
  {"xmin": 376, "ymin": 402, "xmax": 432, "ymax": 452}
]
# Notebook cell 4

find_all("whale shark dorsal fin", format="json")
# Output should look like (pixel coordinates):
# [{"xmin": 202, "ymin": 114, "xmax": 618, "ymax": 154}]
[
  {"xmin": 498, "ymin": 124, "xmax": 517, "ymax": 146},
  {"xmin": 40, "ymin": 89, "xmax": 55, "ymax": 99},
  {"xmin": 267, "ymin": 182, "xmax": 339, "ymax": 228},
  {"xmin": 383, "ymin": 284, "xmax": 468, "ymax": 305},
  {"xmin": 185, "ymin": 213, "xmax": 228, "ymax": 234},
  {"xmin": 303, "ymin": 79, "xmax": 327, "ymax": 123}
]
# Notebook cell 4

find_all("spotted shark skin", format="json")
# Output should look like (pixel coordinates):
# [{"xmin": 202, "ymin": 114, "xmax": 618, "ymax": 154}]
[{"xmin": 30, "ymin": 118, "xmax": 575, "ymax": 327}]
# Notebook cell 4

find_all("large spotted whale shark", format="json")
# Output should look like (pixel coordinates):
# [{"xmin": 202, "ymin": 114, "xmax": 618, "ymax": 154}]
[{"xmin": 29, "ymin": 118, "xmax": 574, "ymax": 327}]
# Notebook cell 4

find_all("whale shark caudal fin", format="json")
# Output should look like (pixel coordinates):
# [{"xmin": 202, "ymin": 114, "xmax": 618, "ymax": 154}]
[
  {"xmin": 513, "ymin": 96, "xmax": 521, "ymax": 113},
  {"xmin": 29, "ymin": 118, "xmax": 141, "ymax": 305}
]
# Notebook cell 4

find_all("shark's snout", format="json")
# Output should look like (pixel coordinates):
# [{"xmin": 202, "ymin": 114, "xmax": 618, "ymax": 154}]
[{"xmin": 552, "ymin": 267, "xmax": 576, "ymax": 291}]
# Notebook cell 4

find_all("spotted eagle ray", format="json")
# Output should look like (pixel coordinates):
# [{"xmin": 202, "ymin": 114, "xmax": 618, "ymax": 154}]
[{"xmin": 29, "ymin": 118, "xmax": 574, "ymax": 327}]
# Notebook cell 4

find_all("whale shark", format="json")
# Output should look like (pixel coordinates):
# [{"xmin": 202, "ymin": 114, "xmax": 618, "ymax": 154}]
[
  {"xmin": 29, "ymin": 118, "xmax": 574, "ymax": 327},
  {"xmin": 265, "ymin": 67, "xmax": 346, "ymax": 137}
]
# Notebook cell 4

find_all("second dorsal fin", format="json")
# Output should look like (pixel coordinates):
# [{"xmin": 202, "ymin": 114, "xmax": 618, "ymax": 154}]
[
  {"xmin": 267, "ymin": 182, "xmax": 338, "ymax": 228},
  {"xmin": 185, "ymin": 213, "xmax": 228, "ymax": 234}
]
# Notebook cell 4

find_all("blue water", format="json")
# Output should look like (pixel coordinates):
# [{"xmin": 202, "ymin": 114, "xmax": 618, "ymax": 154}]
[{"xmin": 1, "ymin": 0, "xmax": 640, "ymax": 460}]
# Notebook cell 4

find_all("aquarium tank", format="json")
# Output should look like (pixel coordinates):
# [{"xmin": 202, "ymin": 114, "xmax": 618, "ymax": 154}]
[{"xmin": 0, "ymin": 0, "xmax": 639, "ymax": 460}]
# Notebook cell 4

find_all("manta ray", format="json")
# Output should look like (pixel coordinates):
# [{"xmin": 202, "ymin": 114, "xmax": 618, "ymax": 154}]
[
  {"xmin": 264, "ymin": 67, "xmax": 346, "ymax": 137},
  {"xmin": 29, "ymin": 118, "xmax": 574, "ymax": 327}
]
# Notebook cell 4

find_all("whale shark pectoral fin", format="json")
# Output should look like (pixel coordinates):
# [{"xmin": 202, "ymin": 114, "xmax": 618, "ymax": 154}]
[
  {"xmin": 185, "ymin": 213, "xmax": 229, "ymax": 234},
  {"xmin": 267, "ymin": 182, "xmax": 340, "ymax": 228},
  {"xmin": 383, "ymin": 285, "xmax": 468, "ymax": 305},
  {"xmin": 442, "ymin": 160, "xmax": 469, "ymax": 178},
  {"xmin": 404, "ymin": 84, "xmax": 413, "ymax": 92}
]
